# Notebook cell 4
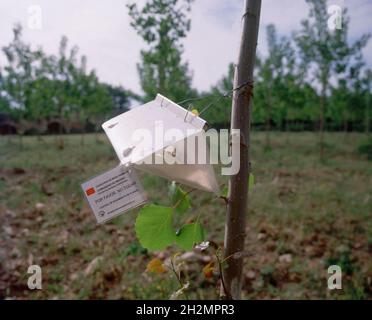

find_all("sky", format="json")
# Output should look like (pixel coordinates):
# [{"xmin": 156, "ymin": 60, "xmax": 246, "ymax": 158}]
[{"xmin": 0, "ymin": 0, "xmax": 371, "ymax": 94}]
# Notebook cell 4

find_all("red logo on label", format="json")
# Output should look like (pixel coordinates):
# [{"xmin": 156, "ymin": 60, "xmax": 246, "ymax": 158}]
[{"xmin": 86, "ymin": 187, "xmax": 95, "ymax": 196}]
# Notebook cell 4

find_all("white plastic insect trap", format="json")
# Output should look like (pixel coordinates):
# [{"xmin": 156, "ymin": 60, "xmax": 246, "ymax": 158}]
[{"xmin": 82, "ymin": 94, "xmax": 219, "ymax": 223}]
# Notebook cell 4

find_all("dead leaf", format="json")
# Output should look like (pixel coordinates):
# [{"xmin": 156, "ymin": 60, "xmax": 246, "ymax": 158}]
[
  {"xmin": 203, "ymin": 261, "xmax": 214, "ymax": 279},
  {"xmin": 145, "ymin": 258, "xmax": 167, "ymax": 274}
]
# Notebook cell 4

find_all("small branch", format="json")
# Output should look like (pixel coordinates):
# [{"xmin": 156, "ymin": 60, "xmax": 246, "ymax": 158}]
[
  {"xmin": 215, "ymin": 251, "xmax": 232, "ymax": 300},
  {"xmin": 219, "ymin": 196, "xmax": 229, "ymax": 205}
]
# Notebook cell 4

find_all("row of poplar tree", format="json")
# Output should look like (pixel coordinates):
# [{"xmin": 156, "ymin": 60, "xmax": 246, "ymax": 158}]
[
  {"xmin": 0, "ymin": 26, "xmax": 132, "ymax": 133},
  {"xmin": 0, "ymin": 0, "xmax": 371, "ymax": 135},
  {"xmin": 127, "ymin": 0, "xmax": 372, "ymax": 134}
]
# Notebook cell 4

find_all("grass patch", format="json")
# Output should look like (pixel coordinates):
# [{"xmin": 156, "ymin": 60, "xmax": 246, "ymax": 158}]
[{"xmin": 0, "ymin": 132, "xmax": 371, "ymax": 299}]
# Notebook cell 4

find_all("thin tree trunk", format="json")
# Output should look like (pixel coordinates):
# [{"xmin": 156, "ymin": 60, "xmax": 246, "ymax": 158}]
[
  {"xmin": 19, "ymin": 133, "xmax": 23, "ymax": 149},
  {"xmin": 95, "ymin": 124, "xmax": 100, "ymax": 142},
  {"xmin": 319, "ymin": 83, "xmax": 326, "ymax": 160},
  {"xmin": 81, "ymin": 120, "xmax": 85, "ymax": 146},
  {"xmin": 158, "ymin": 34, "xmax": 166, "ymax": 95},
  {"xmin": 343, "ymin": 112, "xmax": 349, "ymax": 140},
  {"xmin": 265, "ymin": 85, "xmax": 272, "ymax": 148},
  {"xmin": 366, "ymin": 93, "xmax": 370, "ymax": 136},
  {"xmin": 221, "ymin": 0, "xmax": 261, "ymax": 300},
  {"xmin": 57, "ymin": 111, "xmax": 64, "ymax": 150},
  {"xmin": 343, "ymin": 111, "xmax": 348, "ymax": 131}
]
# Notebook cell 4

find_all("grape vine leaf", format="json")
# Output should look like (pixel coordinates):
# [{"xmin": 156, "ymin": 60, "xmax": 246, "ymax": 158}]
[
  {"xmin": 176, "ymin": 222, "xmax": 205, "ymax": 250},
  {"xmin": 135, "ymin": 204, "xmax": 175, "ymax": 251}
]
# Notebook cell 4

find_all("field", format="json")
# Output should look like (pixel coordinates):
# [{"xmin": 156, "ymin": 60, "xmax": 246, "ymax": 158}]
[{"xmin": 0, "ymin": 132, "xmax": 371, "ymax": 299}]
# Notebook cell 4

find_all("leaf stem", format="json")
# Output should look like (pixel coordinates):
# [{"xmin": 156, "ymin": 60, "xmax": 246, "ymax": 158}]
[
  {"xmin": 170, "ymin": 257, "xmax": 189, "ymax": 300},
  {"xmin": 172, "ymin": 187, "xmax": 196, "ymax": 209}
]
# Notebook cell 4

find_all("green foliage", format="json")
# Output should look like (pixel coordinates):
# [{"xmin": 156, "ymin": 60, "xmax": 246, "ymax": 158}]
[
  {"xmin": 326, "ymin": 246, "xmax": 354, "ymax": 276},
  {"xmin": 255, "ymin": 25, "xmax": 297, "ymax": 126},
  {"xmin": 104, "ymin": 84, "xmax": 132, "ymax": 113},
  {"xmin": 196, "ymin": 2, "xmax": 371, "ymax": 132},
  {"xmin": 357, "ymin": 138, "xmax": 372, "ymax": 160},
  {"xmin": 135, "ymin": 183, "xmax": 206, "ymax": 251},
  {"xmin": 176, "ymin": 222, "xmax": 205, "ymax": 250},
  {"xmin": 221, "ymin": 186, "xmax": 228, "ymax": 198},
  {"xmin": 194, "ymin": 64, "xmax": 234, "ymax": 126},
  {"xmin": 169, "ymin": 181, "xmax": 190, "ymax": 214},
  {"xmin": 123, "ymin": 241, "xmax": 148, "ymax": 256},
  {"xmin": 295, "ymin": 0, "xmax": 370, "ymax": 136},
  {"xmin": 135, "ymin": 204, "xmax": 175, "ymax": 251},
  {"xmin": 249, "ymin": 174, "xmax": 255, "ymax": 190},
  {"xmin": 1, "ymin": 1, "xmax": 371, "ymax": 133},
  {"xmin": 127, "ymin": 0, "xmax": 195, "ymax": 102},
  {"xmin": 0, "ymin": 25, "xmax": 127, "ymax": 132}
]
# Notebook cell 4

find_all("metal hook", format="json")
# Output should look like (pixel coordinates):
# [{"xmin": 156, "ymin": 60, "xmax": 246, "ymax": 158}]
[{"xmin": 184, "ymin": 104, "xmax": 193, "ymax": 122}]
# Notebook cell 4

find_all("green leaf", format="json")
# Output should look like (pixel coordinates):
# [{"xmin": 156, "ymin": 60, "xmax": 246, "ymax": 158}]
[
  {"xmin": 221, "ymin": 186, "xmax": 228, "ymax": 197},
  {"xmin": 176, "ymin": 223, "xmax": 205, "ymax": 251},
  {"xmin": 249, "ymin": 174, "xmax": 255, "ymax": 190},
  {"xmin": 135, "ymin": 204, "xmax": 175, "ymax": 251},
  {"xmin": 169, "ymin": 181, "xmax": 190, "ymax": 214}
]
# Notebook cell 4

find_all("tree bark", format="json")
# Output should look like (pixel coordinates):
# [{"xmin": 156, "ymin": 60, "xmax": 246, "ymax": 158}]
[{"xmin": 221, "ymin": 0, "xmax": 261, "ymax": 300}]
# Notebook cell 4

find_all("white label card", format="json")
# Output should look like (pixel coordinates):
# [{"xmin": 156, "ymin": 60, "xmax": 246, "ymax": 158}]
[{"xmin": 81, "ymin": 166, "xmax": 147, "ymax": 224}]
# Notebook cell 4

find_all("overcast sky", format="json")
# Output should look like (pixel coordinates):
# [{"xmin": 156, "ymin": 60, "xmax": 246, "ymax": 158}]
[{"xmin": 0, "ymin": 0, "xmax": 371, "ymax": 94}]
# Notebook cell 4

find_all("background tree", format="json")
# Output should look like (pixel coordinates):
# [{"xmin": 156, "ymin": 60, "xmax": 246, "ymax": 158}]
[
  {"xmin": 363, "ymin": 69, "xmax": 372, "ymax": 135},
  {"xmin": 0, "ymin": 70, "xmax": 11, "ymax": 116},
  {"xmin": 2, "ymin": 25, "xmax": 37, "ymax": 125},
  {"xmin": 330, "ymin": 54, "xmax": 365, "ymax": 133},
  {"xmin": 255, "ymin": 25, "xmax": 293, "ymax": 147},
  {"xmin": 192, "ymin": 63, "xmax": 234, "ymax": 128},
  {"xmin": 1, "ymin": 27, "xmax": 115, "ymax": 141},
  {"xmin": 296, "ymin": 0, "xmax": 370, "ymax": 158},
  {"xmin": 127, "ymin": 0, "xmax": 195, "ymax": 102},
  {"xmin": 104, "ymin": 84, "xmax": 133, "ymax": 114}
]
